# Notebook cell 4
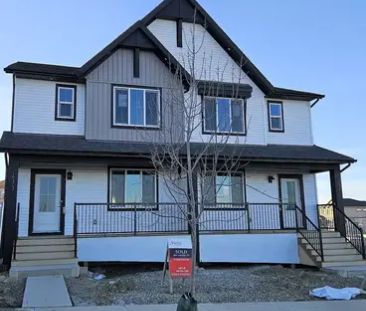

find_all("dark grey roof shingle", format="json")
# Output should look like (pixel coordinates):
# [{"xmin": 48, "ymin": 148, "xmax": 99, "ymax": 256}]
[{"xmin": 0, "ymin": 132, "xmax": 355, "ymax": 164}]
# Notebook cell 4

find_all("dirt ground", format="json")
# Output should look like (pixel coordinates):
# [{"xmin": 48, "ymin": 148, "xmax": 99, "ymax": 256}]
[
  {"xmin": 0, "ymin": 272, "xmax": 25, "ymax": 308},
  {"xmin": 66, "ymin": 264, "xmax": 366, "ymax": 306}
]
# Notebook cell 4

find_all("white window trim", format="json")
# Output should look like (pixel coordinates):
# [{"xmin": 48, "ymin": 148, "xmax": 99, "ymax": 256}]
[
  {"xmin": 112, "ymin": 86, "xmax": 160, "ymax": 128},
  {"xmin": 56, "ymin": 86, "xmax": 75, "ymax": 120},
  {"xmin": 109, "ymin": 168, "xmax": 158, "ymax": 205},
  {"xmin": 199, "ymin": 172, "xmax": 246, "ymax": 206},
  {"xmin": 203, "ymin": 96, "xmax": 246, "ymax": 134},
  {"xmin": 268, "ymin": 102, "xmax": 284, "ymax": 132}
]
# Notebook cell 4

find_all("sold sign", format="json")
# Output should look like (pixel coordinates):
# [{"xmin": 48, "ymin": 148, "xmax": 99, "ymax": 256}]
[{"xmin": 168, "ymin": 239, "xmax": 192, "ymax": 279}]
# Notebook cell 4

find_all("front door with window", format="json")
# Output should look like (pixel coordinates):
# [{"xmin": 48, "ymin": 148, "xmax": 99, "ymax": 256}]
[
  {"xmin": 31, "ymin": 171, "xmax": 65, "ymax": 234},
  {"xmin": 280, "ymin": 176, "xmax": 303, "ymax": 228}
]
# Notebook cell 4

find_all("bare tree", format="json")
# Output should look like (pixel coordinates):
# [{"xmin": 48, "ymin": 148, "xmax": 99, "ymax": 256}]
[{"xmin": 141, "ymin": 11, "xmax": 251, "ymax": 295}]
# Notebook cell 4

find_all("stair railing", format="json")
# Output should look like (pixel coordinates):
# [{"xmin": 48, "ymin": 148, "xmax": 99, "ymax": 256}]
[
  {"xmin": 295, "ymin": 205, "xmax": 324, "ymax": 261},
  {"xmin": 331, "ymin": 204, "xmax": 366, "ymax": 259},
  {"xmin": 12, "ymin": 203, "xmax": 20, "ymax": 260}
]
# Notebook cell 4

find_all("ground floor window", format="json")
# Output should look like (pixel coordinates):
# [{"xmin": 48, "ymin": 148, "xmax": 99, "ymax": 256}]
[
  {"xmin": 200, "ymin": 172, "xmax": 245, "ymax": 206},
  {"xmin": 109, "ymin": 169, "xmax": 157, "ymax": 205}
]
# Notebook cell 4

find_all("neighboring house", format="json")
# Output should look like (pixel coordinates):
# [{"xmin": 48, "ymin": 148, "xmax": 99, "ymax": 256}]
[
  {"xmin": 0, "ymin": 0, "xmax": 364, "ymax": 277},
  {"xmin": 344, "ymin": 198, "xmax": 366, "ymax": 229}
]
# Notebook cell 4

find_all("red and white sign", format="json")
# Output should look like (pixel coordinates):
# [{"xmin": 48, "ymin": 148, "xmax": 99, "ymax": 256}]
[{"xmin": 168, "ymin": 239, "xmax": 192, "ymax": 279}]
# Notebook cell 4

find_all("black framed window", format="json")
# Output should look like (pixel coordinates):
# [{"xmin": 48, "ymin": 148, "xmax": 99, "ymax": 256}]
[
  {"xmin": 55, "ymin": 84, "xmax": 76, "ymax": 121},
  {"xmin": 268, "ymin": 101, "xmax": 284, "ymax": 132},
  {"xmin": 201, "ymin": 173, "xmax": 245, "ymax": 206},
  {"xmin": 109, "ymin": 169, "xmax": 157, "ymax": 204},
  {"xmin": 203, "ymin": 97, "xmax": 245, "ymax": 134},
  {"xmin": 112, "ymin": 86, "xmax": 160, "ymax": 128}
]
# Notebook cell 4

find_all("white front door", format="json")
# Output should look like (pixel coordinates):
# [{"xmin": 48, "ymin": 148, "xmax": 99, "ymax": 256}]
[
  {"xmin": 33, "ymin": 174, "xmax": 62, "ymax": 233},
  {"xmin": 280, "ymin": 177, "xmax": 303, "ymax": 228}
]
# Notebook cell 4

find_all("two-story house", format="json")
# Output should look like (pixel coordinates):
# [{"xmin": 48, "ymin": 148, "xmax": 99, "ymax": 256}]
[{"xmin": 1, "ymin": 0, "xmax": 364, "ymax": 277}]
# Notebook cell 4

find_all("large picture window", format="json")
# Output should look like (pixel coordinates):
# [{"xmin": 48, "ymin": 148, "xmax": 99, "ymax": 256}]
[
  {"xmin": 113, "ymin": 86, "xmax": 160, "ymax": 128},
  {"xmin": 201, "ymin": 173, "xmax": 245, "ymax": 206},
  {"xmin": 203, "ymin": 97, "xmax": 245, "ymax": 134},
  {"xmin": 109, "ymin": 169, "xmax": 157, "ymax": 205},
  {"xmin": 55, "ymin": 84, "xmax": 76, "ymax": 121},
  {"xmin": 268, "ymin": 101, "xmax": 284, "ymax": 132}
]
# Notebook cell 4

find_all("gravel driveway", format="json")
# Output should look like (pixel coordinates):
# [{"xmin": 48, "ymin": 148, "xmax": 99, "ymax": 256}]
[{"xmin": 66, "ymin": 265, "xmax": 366, "ymax": 306}]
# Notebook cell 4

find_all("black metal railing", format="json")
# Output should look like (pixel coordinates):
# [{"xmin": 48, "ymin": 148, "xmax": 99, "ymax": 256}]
[
  {"xmin": 75, "ymin": 203, "xmax": 189, "ymax": 235},
  {"xmin": 74, "ymin": 202, "xmax": 302, "ymax": 236},
  {"xmin": 199, "ymin": 203, "xmax": 299, "ymax": 232},
  {"xmin": 13, "ymin": 203, "xmax": 20, "ymax": 260},
  {"xmin": 295, "ymin": 205, "xmax": 323, "ymax": 261},
  {"xmin": 318, "ymin": 203, "xmax": 365, "ymax": 258}
]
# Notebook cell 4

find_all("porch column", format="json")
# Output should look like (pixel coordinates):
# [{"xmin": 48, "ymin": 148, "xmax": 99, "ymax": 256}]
[
  {"xmin": 0, "ymin": 154, "xmax": 19, "ymax": 267},
  {"xmin": 329, "ymin": 165, "xmax": 346, "ymax": 236}
]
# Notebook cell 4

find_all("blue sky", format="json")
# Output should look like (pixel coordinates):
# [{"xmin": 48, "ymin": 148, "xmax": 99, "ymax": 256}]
[{"xmin": 0, "ymin": 0, "xmax": 365, "ymax": 202}]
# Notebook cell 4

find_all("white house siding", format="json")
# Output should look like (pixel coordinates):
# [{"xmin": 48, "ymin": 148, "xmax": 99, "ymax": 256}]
[
  {"xmin": 13, "ymin": 78, "xmax": 85, "ymax": 135},
  {"xmin": 245, "ymin": 170, "xmax": 318, "ymax": 227},
  {"xmin": 267, "ymin": 99, "xmax": 313, "ymax": 145},
  {"xmin": 16, "ymin": 166, "xmax": 188, "ymax": 237},
  {"xmin": 148, "ymin": 19, "xmax": 314, "ymax": 146},
  {"xmin": 200, "ymin": 234, "xmax": 299, "ymax": 264}
]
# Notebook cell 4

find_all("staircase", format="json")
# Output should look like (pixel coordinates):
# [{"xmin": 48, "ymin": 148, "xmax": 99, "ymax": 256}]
[
  {"xmin": 10, "ymin": 236, "xmax": 80, "ymax": 278},
  {"xmin": 299, "ymin": 230, "xmax": 366, "ymax": 270}
]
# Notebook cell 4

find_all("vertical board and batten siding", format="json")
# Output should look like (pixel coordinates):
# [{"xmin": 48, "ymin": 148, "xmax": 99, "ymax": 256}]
[
  {"xmin": 148, "ymin": 19, "xmax": 314, "ymax": 146},
  {"xmin": 13, "ymin": 78, "xmax": 85, "ymax": 135},
  {"xmin": 85, "ymin": 48, "xmax": 183, "ymax": 142}
]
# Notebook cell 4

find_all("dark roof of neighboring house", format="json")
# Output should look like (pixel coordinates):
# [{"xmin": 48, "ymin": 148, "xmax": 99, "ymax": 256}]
[
  {"xmin": 343, "ymin": 198, "xmax": 366, "ymax": 207},
  {"xmin": 0, "ymin": 132, "xmax": 355, "ymax": 165},
  {"xmin": 4, "ymin": 0, "xmax": 324, "ymax": 102}
]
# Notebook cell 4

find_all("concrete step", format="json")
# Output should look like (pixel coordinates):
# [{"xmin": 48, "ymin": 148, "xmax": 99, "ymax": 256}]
[
  {"xmin": 17, "ymin": 244, "xmax": 75, "ymax": 253},
  {"xmin": 322, "ymin": 243, "xmax": 354, "ymax": 250},
  {"xmin": 17, "ymin": 237, "xmax": 74, "ymax": 247},
  {"xmin": 323, "ymin": 254, "xmax": 363, "ymax": 262},
  {"xmin": 321, "ymin": 231, "xmax": 341, "ymax": 238},
  {"xmin": 12, "ymin": 258, "xmax": 78, "ymax": 267},
  {"xmin": 10, "ymin": 259, "xmax": 80, "ymax": 278},
  {"xmin": 322, "ymin": 260, "xmax": 366, "ymax": 268},
  {"xmin": 16, "ymin": 251, "xmax": 74, "ymax": 261},
  {"xmin": 321, "ymin": 237, "xmax": 346, "ymax": 244},
  {"xmin": 311, "ymin": 248, "xmax": 359, "ymax": 256}
]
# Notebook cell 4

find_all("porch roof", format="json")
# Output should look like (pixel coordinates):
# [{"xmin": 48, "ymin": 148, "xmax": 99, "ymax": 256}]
[{"xmin": 0, "ymin": 131, "xmax": 355, "ymax": 165}]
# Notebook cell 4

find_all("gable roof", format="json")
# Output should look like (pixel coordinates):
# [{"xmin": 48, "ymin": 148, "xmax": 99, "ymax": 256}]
[
  {"xmin": 141, "ymin": 0, "xmax": 324, "ymax": 101},
  {"xmin": 4, "ymin": 0, "xmax": 324, "ymax": 101},
  {"xmin": 343, "ymin": 198, "xmax": 366, "ymax": 207},
  {"xmin": 5, "ymin": 23, "xmax": 190, "ymax": 88}
]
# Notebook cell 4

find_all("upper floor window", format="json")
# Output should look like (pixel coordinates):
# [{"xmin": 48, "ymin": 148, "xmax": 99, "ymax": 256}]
[
  {"xmin": 203, "ymin": 97, "xmax": 245, "ymax": 134},
  {"xmin": 268, "ymin": 101, "xmax": 284, "ymax": 132},
  {"xmin": 55, "ymin": 84, "xmax": 76, "ymax": 121},
  {"xmin": 112, "ymin": 86, "xmax": 160, "ymax": 128},
  {"xmin": 201, "ymin": 173, "xmax": 245, "ymax": 206},
  {"xmin": 109, "ymin": 169, "xmax": 157, "ymax": 205}
]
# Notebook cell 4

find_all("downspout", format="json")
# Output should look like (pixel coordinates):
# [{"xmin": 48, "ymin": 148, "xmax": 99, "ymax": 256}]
[
  {"xmin": 310, "ymin": 98, "xmax": 321, "ymax": 108},
  {"xmin": 340, "ymin": 162, "xmax": 352, "ymax": 173}
]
